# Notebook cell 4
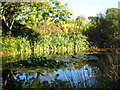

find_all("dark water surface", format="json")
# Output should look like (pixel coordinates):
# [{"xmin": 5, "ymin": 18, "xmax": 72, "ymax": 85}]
[{"xmin": 2, "ymin": 50, "xmax": 120, "ymax": 88}]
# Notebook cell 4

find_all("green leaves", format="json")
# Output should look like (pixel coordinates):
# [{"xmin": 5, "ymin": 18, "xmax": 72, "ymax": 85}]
[
  {"xmin": 86, "ymin": 8, "xmax": 120, "ymax": 48},
  {"xmin": 19, "ymin": 1, "xmax": 72, "ymax": 25}
]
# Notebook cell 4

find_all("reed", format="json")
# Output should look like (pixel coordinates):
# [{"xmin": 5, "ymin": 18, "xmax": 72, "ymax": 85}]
[
  {"xmin": 2, "ymin": 32, "xmax": 89, "ymax": 56},
  {"xmin": 97, "ymin": 50, "xmax": 120, "ymax": 88}
]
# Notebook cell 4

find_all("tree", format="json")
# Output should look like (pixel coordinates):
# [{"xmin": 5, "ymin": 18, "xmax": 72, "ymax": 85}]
[
  {"xmin": 1, "ymin": 1, "xmax": 72, "ymax": 35},
  {"xmin": 76, "ymin": 16, "xmax": 86, "ymax": 22},
  {"xmin": 1, "ymin": 2, "xmax": 23, "ymax": 34},
  {"xmin": 86, "ymin": 8, "xmax": 120, "ymax": 48},
  {"xmin": 1, "ymin": 2, "xmax": 51, "ymax": 33},
  {"xmin": 20, "ymin": 0, "xmax": 72, "ymax": 25}
]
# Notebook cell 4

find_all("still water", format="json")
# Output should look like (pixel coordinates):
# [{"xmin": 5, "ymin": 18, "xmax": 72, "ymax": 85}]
[{"xmin": 2, "ymin": 50, "xmax": 120, "ymax": 88}]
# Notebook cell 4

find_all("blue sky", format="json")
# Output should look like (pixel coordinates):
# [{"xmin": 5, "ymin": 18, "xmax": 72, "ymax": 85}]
[{"xmin": 60, "ymin": 0, "xmax": 120, "ymax": 20}]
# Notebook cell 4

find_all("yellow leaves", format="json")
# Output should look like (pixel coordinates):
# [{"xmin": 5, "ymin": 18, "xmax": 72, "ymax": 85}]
[
  {"xmin": 62, "ymin": 24, "xmax": 71, "ymax": 28},
  {"xmin": 26, "ymin": 25, "xmax": 32, "ymax": 29},
  {"xmin": 62, "ymin": 24, "xmax": 71, "ymax": 33}
]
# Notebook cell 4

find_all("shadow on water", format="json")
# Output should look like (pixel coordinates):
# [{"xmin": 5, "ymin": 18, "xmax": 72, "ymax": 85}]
[{"xmin": 2, "ymin": 50, "xmax": 120, "ymax": 88}]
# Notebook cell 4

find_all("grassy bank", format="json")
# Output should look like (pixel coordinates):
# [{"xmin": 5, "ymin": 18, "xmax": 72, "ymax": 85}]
[{"xmin": 2, "ymin": 33, "xmax": 89, "ymax": 56}]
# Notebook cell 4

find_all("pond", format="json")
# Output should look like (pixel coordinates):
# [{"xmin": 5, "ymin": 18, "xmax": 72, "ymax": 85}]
[{"xmin": 2, "ymin": 50, "xmax": 120, "ymax": 88}]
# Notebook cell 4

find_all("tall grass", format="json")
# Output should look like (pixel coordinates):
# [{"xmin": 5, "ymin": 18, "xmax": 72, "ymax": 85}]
[
  {"xmin": 2, "ymin": 36, "xmax": 31, "ymax": 54},
  {"xmin": 97, "ymin": 50, "xmax": 120, "ymax": 88},
  {"xmin": 2, "ymin": 31, "xmax": 89, "ymax": 55}
]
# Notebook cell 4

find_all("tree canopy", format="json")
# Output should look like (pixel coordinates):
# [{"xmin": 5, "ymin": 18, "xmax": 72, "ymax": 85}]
[
  {"xmin": 86, "ymin": 8, "xmax": 120, "ymax": 48},
  {"xmin": 1, "ymin": 1, "xmax": 72, "ymax": 34}
]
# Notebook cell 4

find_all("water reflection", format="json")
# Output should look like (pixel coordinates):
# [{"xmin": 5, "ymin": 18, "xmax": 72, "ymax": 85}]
[
  {"xmin": 3, "ymin": 65, "xmax": 98, "ymax": 88},
  {"xmin": 2, "ymin": 50, "xmax": 120, "ymax": 88}
]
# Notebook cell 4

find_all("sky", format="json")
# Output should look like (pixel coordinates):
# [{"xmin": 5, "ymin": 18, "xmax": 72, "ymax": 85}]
[{"xmin": 59, "ymin": 0, "xmax": 120, "ymax": 20}]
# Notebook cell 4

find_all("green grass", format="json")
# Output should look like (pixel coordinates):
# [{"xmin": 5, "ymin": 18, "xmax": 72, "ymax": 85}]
[{"xmin": 2, "ymin": 33, "xmax": 89, "ymax": 55}]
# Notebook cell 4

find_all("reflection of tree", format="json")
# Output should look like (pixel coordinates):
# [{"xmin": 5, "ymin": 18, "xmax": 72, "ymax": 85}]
[
  {"xmin": 3, "ymin": 57, "xmax": 66, "ymax": 69},
  {"xmin": 3, "ymin": 67, "xmax": 97, "ymax": 88},
  {"xmin": 23, "ymin": 72, "xmax": 43, "ymax": 88},
  {"xmin": 2, "ymin": 69, "xmax": 22, "ymax": 89},
  {"xmin": 24, "ymin": 74, "xmax": 72, "ymax": 88},
  {"xmin": 3, "ymin": 51, "xmax": 102, "ymax": 88},
  {"xmin": 61, "ymin": 67, "xmax": 97, "ymax": 88},
  {"xmin": 2, "ymin": 69, "xmax": 50, "ymax": 88}
]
